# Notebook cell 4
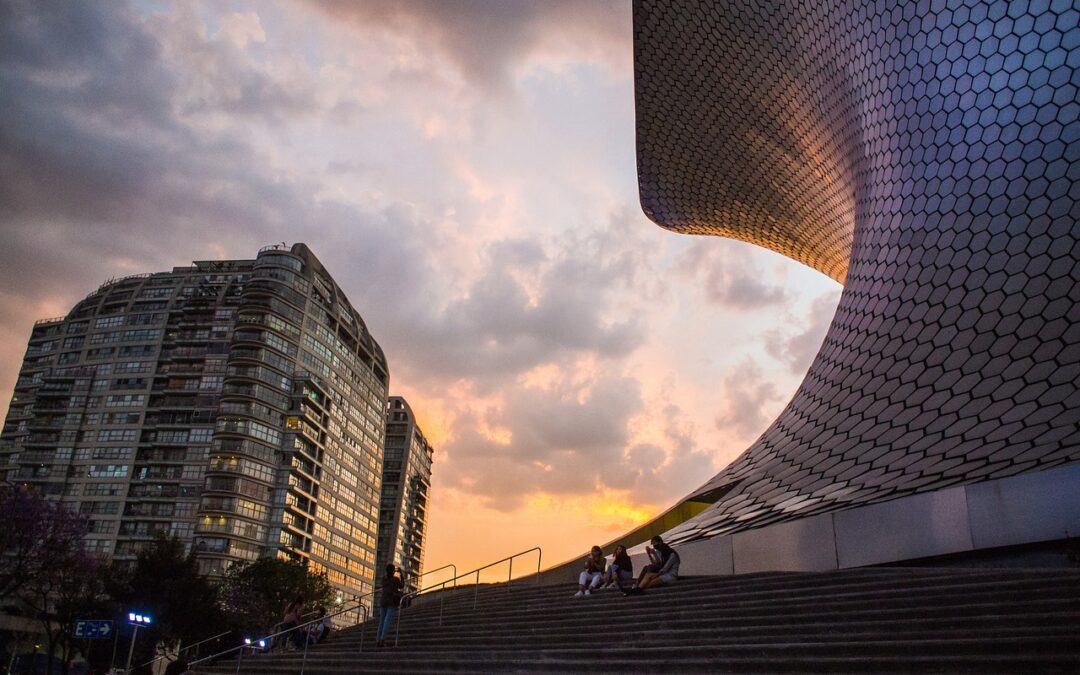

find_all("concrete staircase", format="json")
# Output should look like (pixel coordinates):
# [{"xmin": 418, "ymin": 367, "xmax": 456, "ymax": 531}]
[{"xmin": 196, "ymin": 566, "xmax": 1080, "ymax": 673}]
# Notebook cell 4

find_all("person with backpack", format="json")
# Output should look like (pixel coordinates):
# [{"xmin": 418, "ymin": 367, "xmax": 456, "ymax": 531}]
[{"xmin": 377, "ymin": 565, "xmax": 405, "ymax": 647}]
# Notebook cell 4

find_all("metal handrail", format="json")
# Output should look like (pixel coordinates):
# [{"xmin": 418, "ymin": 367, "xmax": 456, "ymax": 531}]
[
  {"xmin": 408, "ymin": 563, "xmax": 457, "ymax": 591},
  {"xmin": 137, "ymin": 628, "xmax": 232, "ymax": 670},
  {"xmin": 395, "ymin": 547, "xmax": 541, "ymax": 646},
  {"xmin": 188, "ymin": 600, "xmax": 368, "ymax": 675}
]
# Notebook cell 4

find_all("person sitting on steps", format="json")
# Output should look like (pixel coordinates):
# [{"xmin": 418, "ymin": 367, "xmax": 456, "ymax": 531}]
[
  {"xmin": 574, "ymin": 545, "xmax": 607, "ymax": 597},
  {"xmin": 308, "ymin": 606, "xmax": 333, "ymax": 645},
  {"xmin": 604, "ymin": 544, "xmax": 634, "ymax": 589},
  {"xmin": 625, "ymin": 536, "xmax": 679, "ymax": 595}
]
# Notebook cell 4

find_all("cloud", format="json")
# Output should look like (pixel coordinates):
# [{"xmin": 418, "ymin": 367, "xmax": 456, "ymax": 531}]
[
  {"xmin": 674, "ymin": 241, "xmax": 790, "ymax": 310},
  {"xmin": 372, "ymin": 208, "xmax": 665, "ymax": 393},
  {"xmin": 765, "ymin": 290, "xmax": 842, "ymax": 373},
  {"xmin": 713, "ymin": 359, "xmax": 785, "ymax": 441},
  {"xmin": 0, "ymin": 1, "xmax": 843, "ymax": 576},
  {"xmin": 436, "ymin": 369, "xmax": 717, "ymax": 512},
  {"xmin": 304, "ymin": 0, "xmax": 630, "ymax": 93}
]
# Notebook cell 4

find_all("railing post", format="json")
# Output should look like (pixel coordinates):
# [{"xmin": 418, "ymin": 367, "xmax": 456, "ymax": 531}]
[
  {"xmin": 536, "ymin": 548, "xmax": 542, "ymax": 585},
  {"xmin": 234, "ymin": 645, "xmax": 244, "ymax": 675},
  {"xmin": 508, "ymin": 556, "xmax": 513, "ymax": 588},
  {"xmin": 474, "ymin": 570, "xmax": 480, "ymax": 609},
  {"xmin": 299, "ymin": 625, "xmax": 310, "ymax": 675},
  {"xmin": 358, "ymin": 606, "xmax": 366, "ymax": 654},
  {"xmin": 439, "ymin": 592, "xmax": 445, "ymax": 627}
]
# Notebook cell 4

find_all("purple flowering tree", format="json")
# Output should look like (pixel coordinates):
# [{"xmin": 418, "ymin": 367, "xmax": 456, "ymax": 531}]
[{"xmin": 0, "ymin": 485, "xmax": 100, "ymax": 675}]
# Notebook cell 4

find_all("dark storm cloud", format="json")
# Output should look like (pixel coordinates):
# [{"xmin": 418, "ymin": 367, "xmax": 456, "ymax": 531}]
[
  {"xmin": 675, "ymin": 241, "xmax": 790, "ymax": 310},
  {"xmin": 304, "ymin": 0, "xmax": 629, "ymax": 92}
]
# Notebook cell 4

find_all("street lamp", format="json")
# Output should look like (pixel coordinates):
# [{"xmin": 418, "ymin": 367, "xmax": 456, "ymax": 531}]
[{"xmin": 124, "ymin": 612, "xmax": 153, "ymax": 674}]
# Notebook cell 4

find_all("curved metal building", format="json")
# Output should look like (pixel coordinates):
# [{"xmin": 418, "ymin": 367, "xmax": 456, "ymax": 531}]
[{"xmin": 633, "ymin": 0, "xmax": 1080, "ymax": 570}]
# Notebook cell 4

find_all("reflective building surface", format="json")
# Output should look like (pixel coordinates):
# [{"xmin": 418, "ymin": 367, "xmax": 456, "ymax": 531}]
[
  {"xmin": 633, "ymin": 0, "xmax": 1079, "ymax": 563},
  {"xmin": 1, "ymin": 244, "xmax": 388, "ymax": 613}
]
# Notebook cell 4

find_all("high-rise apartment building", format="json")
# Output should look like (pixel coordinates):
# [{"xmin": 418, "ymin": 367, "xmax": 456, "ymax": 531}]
[
  {"xmin": 375, "ymin": 397, "xmax": 433, "ymax": 595},
  {"xmin": 0, "ymin": 243, "xmax": 388, "ymax": 613}
]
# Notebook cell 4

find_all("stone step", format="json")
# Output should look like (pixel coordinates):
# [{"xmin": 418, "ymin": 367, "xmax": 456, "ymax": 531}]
[
  {"xmin": 312, "ymin": 624, "xmax": 1077, "ymax": 653},
  {"xmin": 420, "ymin": 567, "xmax": 1080, "ymax": 605},
  {"xmin": 336, "ymin": 604, "xmax": 1080, "ymax": 648},
  {"xmin": 401, "ymin": 570, "xmax": 1080, "ymax": 618},
  {"xmin": 191, "ymin": 567, "xmax": 1080, "ymax": 674},
  {"xmin": 383, "ymin": 579, "xmax": 1080, "ymax": 626},
  {"xmin": 352, "ymin": 594, "xmax": 1078, "ymax": 638},
  {"xmin": 207, "ymin": 639, "xmax": 1080, "ymax": 674}
]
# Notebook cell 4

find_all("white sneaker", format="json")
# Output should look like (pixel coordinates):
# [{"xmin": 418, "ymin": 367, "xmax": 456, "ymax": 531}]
[
  {"xmin": 573, "ymin": 590, "xmax": 584, "ymax": 598},
  {"xmin": 584, "ymin": 589, "xmax": 591, "ymax": 596}
]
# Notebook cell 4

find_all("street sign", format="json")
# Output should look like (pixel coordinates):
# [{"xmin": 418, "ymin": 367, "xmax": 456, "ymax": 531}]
[{"xmin": 73, "ymin": 619, "xmax": 113, "ymax": 639}]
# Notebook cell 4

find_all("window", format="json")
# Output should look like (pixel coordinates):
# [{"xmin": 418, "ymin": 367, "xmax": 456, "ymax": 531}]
[
  {"xmin": 189, "ymin": 428, "xmax": 214, "ymax": 444},
  {"xmin": 98, "ymin": 429, "xmax": 137, "ymax": 442},
  {"xmin": 95, "ymin": 316, "xmax": 124, "ymax": 328},
  {"xmin": 94, "ymin": 447, "xmax": 133, "ymax": 460},
  {"xmin": 86, "ymin": 464, "xmax": 129, "ymax": 478},
  {"xmin": 105, "ymin": 394, "xmax": 145, "ymax": 408},
  {"xmin": 83, "ymin": 482, "xmax": 125, "ymax": 496}
]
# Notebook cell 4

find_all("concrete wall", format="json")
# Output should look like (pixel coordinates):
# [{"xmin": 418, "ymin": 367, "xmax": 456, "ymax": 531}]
[{"xmin": 652, "ymin": 463, "xmax": 1080, "ymax": 576}]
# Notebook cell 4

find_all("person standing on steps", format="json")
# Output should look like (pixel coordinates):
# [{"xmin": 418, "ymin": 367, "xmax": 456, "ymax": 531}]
[
  {"xmin": 377, "ymin": 564, "xmax": 405, "ymax": 647},
  {"xmin": 276, "ymin": 596, "xmax": 304, "ymax": 650},
  {"xmin": 604, "ymin": 544, "xmax": 634, "ymax": 589},
  {"xmin": 574, "ymin": 545, "xmax": 607, "ymax": 597}
]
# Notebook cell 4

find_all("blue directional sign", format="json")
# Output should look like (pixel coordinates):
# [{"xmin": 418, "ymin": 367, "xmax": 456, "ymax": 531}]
[{"xmin": 73, "ymin": 620, "xmax": 113, "ymax": 639}]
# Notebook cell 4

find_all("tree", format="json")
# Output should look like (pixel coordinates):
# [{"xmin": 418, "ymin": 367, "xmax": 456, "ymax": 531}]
[
  {"xmin": 0, "ymin": 485, "xmax": 89, "ymax": 603},
  {"xmin": 21, "ymin": 555, "xmax": 111, "ymax": 675},
  {"xmin": 105, "ymin": 535, "xmax": 226, "ymax": 673},
  {"xmin": 217, "ymin": 558, "xmax": 333, "ymax": 636},
  {"xmin": 1, "ymin": 487, "xmax": 100, "ymax": 675}
]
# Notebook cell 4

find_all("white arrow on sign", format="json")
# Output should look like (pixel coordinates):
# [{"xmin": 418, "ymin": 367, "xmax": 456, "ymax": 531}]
[{"xmin": 99, "ymin": 623, "xmax": 110, "ymax": 636}]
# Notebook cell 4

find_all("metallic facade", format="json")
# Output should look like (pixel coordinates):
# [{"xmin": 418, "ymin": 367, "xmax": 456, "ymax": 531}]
[
  {"xmin": 1, "ymin": 244, "xmax": 388, "ymax": 613},
  {"xmin": 634, "ymin": 0, "xmax": 1079, "ymax": 548},
  {"xmin": 375, "ymin": 397, "xmax": 434, "ymax": 595}
]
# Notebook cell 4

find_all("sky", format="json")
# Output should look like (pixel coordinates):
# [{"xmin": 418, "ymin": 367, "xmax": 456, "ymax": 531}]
[{"xmin": 0, "ymin": 0, "xmax": 840, "ymax": 583}]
